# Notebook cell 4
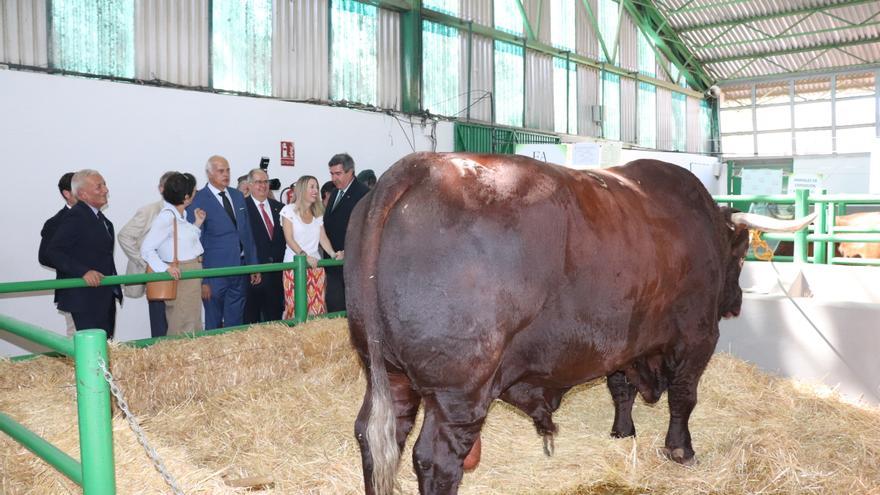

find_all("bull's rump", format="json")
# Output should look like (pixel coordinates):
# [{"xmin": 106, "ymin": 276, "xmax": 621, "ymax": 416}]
[{"xmin": 347, "ymin": 154, "xmax": 725, "ymax": 389}]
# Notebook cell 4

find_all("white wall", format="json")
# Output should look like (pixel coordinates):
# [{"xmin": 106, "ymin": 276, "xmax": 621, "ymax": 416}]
[
  {"xmin": 794, "ymin": 153, "xmax": 871, "ymax": 194},
  {"xmin": 0, "ymin": 70, "xmax": 453, "ymax": 356}
]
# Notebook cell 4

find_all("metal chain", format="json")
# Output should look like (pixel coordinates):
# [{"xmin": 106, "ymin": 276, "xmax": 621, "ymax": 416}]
[{"xmin": 96, "ymin": 358, "xmax": 185, "ymax": 495}]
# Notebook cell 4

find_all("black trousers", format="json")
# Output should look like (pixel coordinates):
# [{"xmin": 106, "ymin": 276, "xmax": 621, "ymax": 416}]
[
  {"xmin": 148, "ymin": 300, "xmax": 168, "ymax": 338},
  {"xmin": 324, "ymin": 266, "xmax": 346, "ymax": 313},
  {"xmin": 244, "ymin": 271, "xmax": 284, "ymax": 323},
  {"xmin": 71, "ymin": 304, "xmax": 117, "ymax": 339}
]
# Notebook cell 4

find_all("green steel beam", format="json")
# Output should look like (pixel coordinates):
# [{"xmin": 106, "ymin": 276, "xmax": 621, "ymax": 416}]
[
  {"xmin": 670, "ymin": 0, "xmax": 760, "ymax": 15},
  {"xmin": 578, "ymin": 0, "xmax": 614, "ymax": 64},
  {"xmin": 697, "ymin": 19, "xmax": 880, "ymax": 51},
  {"xmin": 74, "ymin": 330, "xmax": 115, "ymax": 495},
  {"xmin": 702, "ymin": 35, "xmax": 880, "ymax": 65},
  {"xmin": 720, "ymin": 61, "xmax": 880, "ymax": 84},
  {"xmin": 401, "ymin": 0, "xmax": 422, "ymax": 113},
  {"xmin": 621, "ymin": 0, "xmax": 714, "ymax": 90},
  {"xmin": 514, "ymin": 0, "xmax": 537, "ymax": 41},
  {"xmin": 421, "ymin": 9, "xmax": 704, "ymax": 98},
  {"xmin": 679, "ymin": 0, "xmax": 880, "ymax": 33},
  {"xmin": 361, "ymin": 0, "xmax": 412, "ymax": 12}
]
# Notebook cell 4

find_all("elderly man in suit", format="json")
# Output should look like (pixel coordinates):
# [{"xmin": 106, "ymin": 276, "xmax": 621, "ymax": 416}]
[
  {"xmin": 243, "ymin": 168, "xmax": 286, "ymax": 323},
  {"xmin": 323, "ymin": 153, "xmax": 369, "ymax": 313},
  {"xmin": 38, "ymin": 172, "xmax": 77, "ymax": 335},
  {"xmin": 187, "ymin": 155, "xmax": 260, "ymax": 329},
  {"xmin": 46, "ymin": 169, "xmax": 121, "ymax": 338},
  {"xmin": 117, "ymin": 171, "xmax": 176, "ymax": 338}
]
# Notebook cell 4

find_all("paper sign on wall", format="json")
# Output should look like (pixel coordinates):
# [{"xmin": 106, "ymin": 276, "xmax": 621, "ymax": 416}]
[
  {"xmin": 788, "ymin": 173, "xmax": 823, "ymax": 193},
  {"xmin": 741, "ymin": 168, "xmax": 783, "ymax": 195},
  {"xmin": 280, "ymin": 141, "xmax": 295, "ymax": 167}
]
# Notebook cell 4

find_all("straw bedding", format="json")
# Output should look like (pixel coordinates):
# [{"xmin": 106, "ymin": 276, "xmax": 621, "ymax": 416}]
[{"xmin": 1, "ymin": 318, "xmax": 878, "ymax": 494}]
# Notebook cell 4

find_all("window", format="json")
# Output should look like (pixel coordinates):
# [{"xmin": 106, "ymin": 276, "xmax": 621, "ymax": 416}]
[
  {"xmin": 212, "ymin": 0, "xmax": 273, "ymax": 95},
  {"xmin": 795, "ymin": 130, "xmax": 832, "ymax": 155},
  {"xmin": 671, "ymin": 93, "xmax": 687, "ymax": 151},
  {"xmin": 597, "ymin": 0, "xmax": 618, "ymax": 63},
  {"xmin": 669, "ymin": 63, "xmax": 688, "ymax": 88},
  {"xmin": 720, "ymin": 108, "xmax": 753, "ymax": 133},
  {"xmin": 553, "ymin": 58, "xmax": 577, "ymax": 134},
  {"xmin": 331, "ymin": 0, "xmax": 378, "ymax": 105},
  {"xmin": 836, "ymin": 97, "xmax": 876, "ymax": 126},
  {"xmin": 794, "ymin": 101, "xmax": 832, "ymax": 129},
  {"xmin": 757, "ymin": 131, "xmax": 792, "ymax": 156},
  {"xmin": 602, "ymin": 71, "xmax": 620, "ymax": 140},
  {"xmin": 637, "ymin": 82, "xmax": 656, "ymax": 148},
  {"xmin": 494, "ymin": 41, "xmax": 524, "ymax": 127},
  {"xmin": 836, "ymin": 126, "xmax": 876, "ymax": 153},
  {"xmin": 494, "ymin": 0, "xmax": 523, "ymax": 35},
  {"xmin": 550, "ymin": 0, "xmax": 575, "ymax": 51},
  {"xmin": 721, "ymin": 134, "xmax": 755, "ymax": 157},
  {"xmin": 637, "ymin": 29, "xmax": 655, "ymax": 77},
  {"xmin": 422, "ymin": 21, "xmax": 460, "ymax": 117},
  {"xmin": 755, "ymin": 106, "xmax": 791, "ymax": 131},
  {"xmin": 424, "ymin": 0, "xmax": 459, "ymax": 16},
  {"xmin": 51, "ymin": 0, "xmax": 135, "ymax": 77}
]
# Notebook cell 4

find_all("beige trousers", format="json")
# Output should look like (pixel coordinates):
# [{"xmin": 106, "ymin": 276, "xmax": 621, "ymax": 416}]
[{"xmin": 164, "ymin": 259, "xmax": 203, "ymax": 336}]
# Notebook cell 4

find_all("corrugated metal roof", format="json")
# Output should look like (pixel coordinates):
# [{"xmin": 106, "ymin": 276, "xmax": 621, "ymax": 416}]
[{"xmin": 653, "ymin": 0, "xmax": 880, "ymax": 83}]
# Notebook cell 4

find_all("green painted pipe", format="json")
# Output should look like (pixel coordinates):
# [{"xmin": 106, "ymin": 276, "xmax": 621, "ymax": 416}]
[
  {"xmin": 74, "ymin": 330, "xmax": 115, "ymax": 495},
  {"xmin": 794, "ymin": 189, "xmax": 810, "ymax": 263},
  {"xmin": 294, "ymin": 255, "xmax": 308, "ymax": 324},
  {"xmin": 814, "ymin": 199, "xmax": 827, "ymax": 265},
  {"xmin": 0, "ymin": 411, "xmax": 83, "ymax": 485},
  {"xmin": 0, "ymin": 314, "xmax": 74, "ymax": 356}
]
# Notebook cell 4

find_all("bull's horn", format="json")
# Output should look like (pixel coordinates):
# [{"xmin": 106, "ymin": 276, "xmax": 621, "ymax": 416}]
[{"xmin": 731, "ymin": 212, "xmax": 818, "ymax": 232}]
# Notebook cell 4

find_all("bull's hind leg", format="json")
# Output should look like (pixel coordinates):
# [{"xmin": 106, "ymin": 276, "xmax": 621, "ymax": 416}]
[
  {"xmin": 412, "ymin": 393, "xmax": 489, "ymax": 495},
  {"xmin": 355, "ymin": 370, "xmax": 421, "ymax": 495},
  {"xmin": 607, "ymin": 371, "xmax": 637, "ymax": 438},
  {"xmin": 662, "ymin": 342, "xmax": 714, "ymax": 466}
]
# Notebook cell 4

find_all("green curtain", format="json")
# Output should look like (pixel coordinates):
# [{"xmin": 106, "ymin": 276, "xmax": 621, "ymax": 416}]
[
  {"xmin": 602, "ymin": 71, "xmax": 620, "ymax": 140},
  {"xmin": 672, "ymin": 92, "xmax": 687, "ymax": 151},
  {"xmin": 331, "ymin": 0, "xmax": 378, "ymax": 105},
  {"xmin": 212, "ymin": 0, "xmax": 273, "ymax": 95},
  {"xmin": 553, "ymin": 57, "xmax": 577, "ymax": 134},
  {"xmin": 494, "ymin": 40, "xmax": 524, "ymax": 127},
  {"xmin": 422, "ymin": 20, "xmax": 460, "ymax": 117},
  {"xmin": 51, "ymin": 0, "xmax": 135, "ymax": 78},
  {"xmin": 638, "ymin": 82, "xmax": 656, "ymax": 148}
]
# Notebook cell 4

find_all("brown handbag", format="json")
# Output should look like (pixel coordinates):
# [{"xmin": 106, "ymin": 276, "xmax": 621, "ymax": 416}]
[{"xmin": 145, "ymin": 212, "xmax": 178, "ymax": 301}]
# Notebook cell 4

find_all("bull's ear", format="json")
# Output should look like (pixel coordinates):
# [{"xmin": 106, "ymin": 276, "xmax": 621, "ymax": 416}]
[{"xmin": 731, "ymin": 226, "xmax": 750, "ymax": 259}]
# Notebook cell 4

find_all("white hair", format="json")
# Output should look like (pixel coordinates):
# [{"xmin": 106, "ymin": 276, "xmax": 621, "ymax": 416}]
[
  {"xmin": 205, "ymin": 155, "xmax": 228, "ymax": 174},
  {"xmin": 247, "ymin": 168, "xmax": 268, "ymax": 183},
  {"xmin": 71, "ymin": 169, "xmax": 101, "ymax": 197}
]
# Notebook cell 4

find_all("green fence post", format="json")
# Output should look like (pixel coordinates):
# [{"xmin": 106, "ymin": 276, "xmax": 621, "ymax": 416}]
[
  {"xmin": 74, "ymin": 330, "xmax": 115, "ymax": 495},
  {"xmin": 814, "ymin": 189, "xmax": 827, "ymax": 264},
  {"xmin": 294, "ymin": 254, "xmax": 308, "ymax": 324},
  {"xmin": 827, "ymin": 202, "xmax": 838, "ymax": 264},
  {"xmin": 794, "ymin": 189, "xmax": 810, "ymax": 263}
]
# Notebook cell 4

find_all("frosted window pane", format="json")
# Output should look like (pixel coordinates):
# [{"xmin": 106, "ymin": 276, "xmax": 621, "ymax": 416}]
[
  {"xmin": 550, "ymin": 0, "xmax": 575, "ymax": 51},
  {"xmin": 51, "ymin": 0, "xmax": 135, "ymax": 78},
  {"xmin": 494, "ymin": 0, "xmax": 523, "ymax": 35},
  {"xmin": 553, "ymin": 58, "xmax": 577, "ymax": 134},
  {"xmin": 671, "ymin": 93, "xmax": 687, "ymax": 151},
  {"xmin": 836, "ymin": 126, "xmax": 877, "ymax": 154},
  {"xmin": 794, "ymin": 130, "xmax": 832, "ymax": 155},
  {"xmin": 637, "ymin": 30, "xmax": 655, "ymax": 77},
  {"xmin": 602, "ymin": 71, "xmax": 620, "ymax": 140},
  {"xmin": 721, "ymin": 134, "xmax": 755, "ymax": 157},
  {"xmin": 755, "ymin": 106, "xmax": 791, "ymax": 131},
  {"xmin": 494, "ymin": 40, "xmax": 524, "ymax": 127},
  {"xmin": 757, "ymin": 131, "xmax": 792, "ymax": 156},
  {"xmin": 212, "ymin": 0, "xmax": 273, "ymax": 96},
  {"xmin": 424, "ymin": 0, "xmax": 459, "ymax": 16},
  {"xmin": 720, "ymin": 108, "xmax": 753, "ymax": 133},
  {"xmin": 794, "ymin": 101, "xmax": 831, "ymax": 129},
  {"xmin": 422, "ymin": 21, "xmax": 460, "ymax": 117},
  {"xmin": 836, "ymin": 97, "xmax": 876, "ymax": 126},
  {"xmin": 637, "ymin": 82, "xmax": 656, "ymax": 148},
  {"xmin": 331, "ymin": 0, "xmax": 378, "ymax": 106}
]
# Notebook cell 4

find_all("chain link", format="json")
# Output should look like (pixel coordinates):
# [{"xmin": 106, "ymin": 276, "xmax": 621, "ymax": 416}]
[{"xmin": 97, "ymin": 358, "xmax": 185, "ymax": 495}]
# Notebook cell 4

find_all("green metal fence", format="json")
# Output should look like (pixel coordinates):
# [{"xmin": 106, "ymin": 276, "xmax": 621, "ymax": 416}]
[
  {"xmin": 0, "ymin": 255, "xmax": 338, "ymax": 494},
  {"xmin": 713, "ymin": 189, "xmax": 880, "ymax": 265}
]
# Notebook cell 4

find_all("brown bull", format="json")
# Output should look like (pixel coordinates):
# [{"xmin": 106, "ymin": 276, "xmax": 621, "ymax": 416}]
[
  {"xmin": 345, "ymin": 153, "xmax": 815, "ymax": 495},
  {"xmin": 774, "ymin": 211, "xmax": 880, "ymax": 260}
]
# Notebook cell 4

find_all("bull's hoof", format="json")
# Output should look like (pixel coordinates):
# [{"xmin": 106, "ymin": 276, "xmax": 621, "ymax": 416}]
[
  {"xmin": 661, "ymin": 447, "xmax": 697, "ymax": 466},
  {"xmin": 463, "ymin": 436, "xmax": 481, "ymax": 471},
  {"xmin": 610, "ymin": 427, "xmax": 635, "ymax": 439}
]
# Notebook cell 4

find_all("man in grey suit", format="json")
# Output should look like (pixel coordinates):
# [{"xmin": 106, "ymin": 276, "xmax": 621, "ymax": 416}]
[{"xmin": 118, "ymin": 171, "xmax": 176, "ymax": 338}]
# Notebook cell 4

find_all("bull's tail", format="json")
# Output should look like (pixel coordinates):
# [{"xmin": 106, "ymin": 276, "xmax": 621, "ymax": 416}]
[{"xmin": 352, "ymin": 156, "xmax": 433, "ymax": 495}]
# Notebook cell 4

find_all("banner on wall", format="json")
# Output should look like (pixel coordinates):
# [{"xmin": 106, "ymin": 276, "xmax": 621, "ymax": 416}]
[{"xmin": 280, "ymin": 141, "xmax": 295, "ymax": 166}]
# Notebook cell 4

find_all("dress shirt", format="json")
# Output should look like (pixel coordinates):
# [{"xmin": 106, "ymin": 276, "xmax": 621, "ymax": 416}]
[
  {"xmin": 207, "ymin": 183, "xmax": 236, "ymax": 220},
  {"xmin": 332, "ymin": 180, "xmax": 353, "ymax": 210},
  {"xmin": 251, "ymin": 196, "xmax": 274, "ymax": 233},
  {"xmin": 140, "ymin": 203, "xmax": 204, "ymax": 272}
]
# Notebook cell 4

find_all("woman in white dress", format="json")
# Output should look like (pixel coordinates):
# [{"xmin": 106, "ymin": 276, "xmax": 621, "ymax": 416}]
[
  {"xmin": 279, "ymin": 175, "xmax": 343, "ymax": 318},
  {"xmin": 140, "ymin": 173, "xmax": 206, "ymax": 335}
]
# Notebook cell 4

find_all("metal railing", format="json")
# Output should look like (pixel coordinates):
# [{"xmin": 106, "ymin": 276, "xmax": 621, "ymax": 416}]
[
  {"xmin": 0, "ymin": 255, "xmax": 339, "ymax": 494},
  {"xmin": 714, "ymin": 189, "xmax": 880, "ymax": 265}
]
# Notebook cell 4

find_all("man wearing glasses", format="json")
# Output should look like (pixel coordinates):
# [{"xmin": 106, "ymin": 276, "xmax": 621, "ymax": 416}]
[{"xmin": 243, "ymin": 168, "xmax": 285, "ymax": 323}]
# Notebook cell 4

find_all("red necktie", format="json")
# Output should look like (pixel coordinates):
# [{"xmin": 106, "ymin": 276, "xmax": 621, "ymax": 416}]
[{"xmin": 259, "ymin": 202, "xmax": 273, "ymax": 240}]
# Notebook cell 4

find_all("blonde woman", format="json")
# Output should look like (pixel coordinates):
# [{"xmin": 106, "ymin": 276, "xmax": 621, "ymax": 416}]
[{"xmin": 279, "ymin": 175, "xmax": 343, "ymax": 317}]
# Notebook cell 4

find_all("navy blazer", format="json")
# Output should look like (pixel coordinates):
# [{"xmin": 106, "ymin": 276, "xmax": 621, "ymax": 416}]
[
  {"xmin": 187, "ymin": 185, "xmax": 258, "ymax": 269},
  {"xmin": 46, "ymin": 202, "xmax": 120, "ymax": 313},
  {"xmin": 39, "ymin": 206, "xmax": 69, "ymax": 268},
  {"xmin": 245, "ymin": 197, "xmax": 286, "ymax": 264},
  {"xmin": 324, "ymin": 177, "xmax": 370, "ymax": 252}
]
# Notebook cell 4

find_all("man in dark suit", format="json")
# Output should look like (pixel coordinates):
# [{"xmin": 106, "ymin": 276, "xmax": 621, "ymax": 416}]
[
  {"xmin": 46, "ymin": 170, "xmax": 121, "ymax": 338},
  {"xmin": 39, "ymin": 172, "xmax": 77, "ymax": 335},
  {"xmin": 187, "ymin": 155, "xmax": 260, "ymax": 329},
  {"xmin": 243, "ymin": 168, "xmax": 285, "ymax": 323},
  {"xmin": 323, "ymin": 153, "xmax": 369, "ymax": 313}
]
